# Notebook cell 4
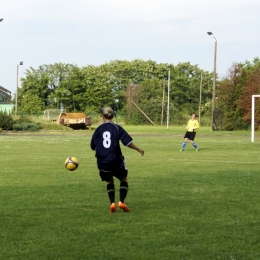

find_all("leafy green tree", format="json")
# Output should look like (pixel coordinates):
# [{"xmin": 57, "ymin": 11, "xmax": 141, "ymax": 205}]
[
  {"xmin": 20, "ymin": 63, "xmax": 80, "ymax": 111},
  {"xmin": 217, "ymin": 63, "xmax": 244, "ymax": 130},
  {"xmin": 18, "ymin": 67, "xmax": 49, "ymax": 109},
  {"xmin": 217, "ymin": 58, "xmax": 260, "ymax": 130},
  {"xmin": 125, "ymin": 79, "xmax": 164, "ymax": 124},
  {"xmin": 172, "ymin": 62, "xmax": 212, "ymax": 117},
  {"xmin": 123, "ymin": 62, "xmax": 213, "ymax": 125},
  {"xmin": 18, "ymin": 59, "xmax": 215, "ymax": 125},
  {"xmin": 19, "ymin": 92, "xmax": 44, "ymax": 114},
  {"xmin": 239, "ymin": 68, "xmax": 260, "ymax": 129}
]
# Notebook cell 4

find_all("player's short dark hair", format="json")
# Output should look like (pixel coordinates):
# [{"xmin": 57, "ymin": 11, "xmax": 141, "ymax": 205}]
[{"xmin": 102, "ymin": 107, "xmax": 114, "ymax": 119}]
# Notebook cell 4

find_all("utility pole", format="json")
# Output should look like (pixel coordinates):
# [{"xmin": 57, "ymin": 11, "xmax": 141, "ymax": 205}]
[
  {"xmin": 199, "ymin": 72, "xmax": 202, "ymax": 125},
  {"xmin": 15, "ymin": 61, "xmax": 23, "ymax": 116},
  {"xmin": 161, "ymin": 79, "xmax": 165, "ymax": 126},
  {"xmin": 166, "ymin": 65, "xmax": 171, "ymax": 130}
]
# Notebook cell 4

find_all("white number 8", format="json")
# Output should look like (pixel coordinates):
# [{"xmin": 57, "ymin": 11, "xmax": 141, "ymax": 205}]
[{"xmin": 103, "ymin": 131, "xmax": 111, "ymax": 148}]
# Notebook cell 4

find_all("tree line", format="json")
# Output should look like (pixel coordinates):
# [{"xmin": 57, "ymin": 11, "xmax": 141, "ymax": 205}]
[
  {"xmin": 217, "ymin": 57, "xmax": 260, "ymax": 130},
  {"xmin": 16, "ymin": 58, "xmax": 260, "ymax": 129}
]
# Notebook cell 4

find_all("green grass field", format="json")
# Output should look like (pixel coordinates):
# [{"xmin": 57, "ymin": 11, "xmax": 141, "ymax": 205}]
[{"xmin": 1, "ymin": 125, "xmax": 260, "ymax": 259}]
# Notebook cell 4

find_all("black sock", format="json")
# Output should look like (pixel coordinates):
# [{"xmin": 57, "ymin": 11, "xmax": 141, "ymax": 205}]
[
  {"xmin": 120, "ymin": 182, "xmax": 128, "ymax": 203},
  {"xmin": 107, "ymin": 184, "xmax": 115, "ymax": 204}
]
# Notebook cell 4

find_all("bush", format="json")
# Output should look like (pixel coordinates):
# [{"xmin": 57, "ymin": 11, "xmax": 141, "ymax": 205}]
[
  {"xmin": 12, "ymin": 124, "xmax": 21, "ymax": 131},
  {"xmin": 14, "ymin": 116, "xmax": 32, "ymax": 124},
  {"xmin": 11, "ymin": 116, "xmax": 41, "ymax": 131},
  {"xmin": 12, "ymin": 122, "xmax": 42, "ymax": 131},
  {"xmin": 0, "ymin": 111, "xmax": 14, "ymax": 130}
]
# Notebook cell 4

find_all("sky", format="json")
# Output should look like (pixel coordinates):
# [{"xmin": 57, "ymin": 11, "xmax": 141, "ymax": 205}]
[{"xmin": 1, "ymin": 0, "xmax": 260, "ymax": 96}]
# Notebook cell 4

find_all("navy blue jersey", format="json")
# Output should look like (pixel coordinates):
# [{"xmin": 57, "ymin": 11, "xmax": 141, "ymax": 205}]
[{"xmin": 90, "ymin": 122, "xmax": 133, "ymax": 170}]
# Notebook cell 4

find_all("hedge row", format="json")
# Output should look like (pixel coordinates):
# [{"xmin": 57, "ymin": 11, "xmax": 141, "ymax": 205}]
[
  {"xmin": 13, "ymin": 122, "xmax": 42, "ymax": 131},
  {"xmin": 0, "ymin": 111, "xmax": 42, "ymax": 131}
]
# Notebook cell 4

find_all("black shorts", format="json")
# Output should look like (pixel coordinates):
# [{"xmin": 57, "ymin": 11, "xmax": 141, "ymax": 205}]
[
  {"xmin": 184, "ymin": 131, "xmax": 196, "ymax": 141},
  {"xmin": 98, "ymin": 161, "xmax": 128, "ymax": 182}
]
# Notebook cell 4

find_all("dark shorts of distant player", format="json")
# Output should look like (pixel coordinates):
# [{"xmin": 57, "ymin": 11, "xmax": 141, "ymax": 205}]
[
  {"xmin": 184, "ymin": 131, "xmax": 196, "ymax": 141},
  {"xmin": 98, "ymin": 162, "xmax": 128, "ymax": 182}
]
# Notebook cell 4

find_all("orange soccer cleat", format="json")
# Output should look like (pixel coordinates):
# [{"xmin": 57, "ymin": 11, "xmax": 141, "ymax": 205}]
[
  {"xmin": 118, "ymin": 201, "xmax": 129, "ymax": 212},
  {"xmin": 110, "ymin": 203, "xmax": 116, "ymax": 213}
]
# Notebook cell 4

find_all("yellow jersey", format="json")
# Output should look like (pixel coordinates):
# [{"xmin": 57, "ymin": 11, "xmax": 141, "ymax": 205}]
[{"xmin": 186, "ymin": 119, "xmax": 199, "ymax": 132}]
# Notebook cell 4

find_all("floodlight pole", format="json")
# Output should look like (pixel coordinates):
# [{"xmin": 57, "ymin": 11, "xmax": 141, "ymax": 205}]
[
  {"xmin": 199, "ymin": 72, "xmax": 202, "ymax": 124},
  {"xmin": 207, "ymin": 32, "xmax": 217, "ymax": 131},
  {"xmin": 166, "ymin": 65, "xmax": 171, "ymax": 130},
  {"xmin": 15, "ymin": 61, "xmax": 23, "ymax": 116}
]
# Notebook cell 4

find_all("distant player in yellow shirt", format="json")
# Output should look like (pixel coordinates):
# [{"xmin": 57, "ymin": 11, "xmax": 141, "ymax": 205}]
[{"xmin": 180, "ymin": 113, "xmax": 199, "ymax": 151}]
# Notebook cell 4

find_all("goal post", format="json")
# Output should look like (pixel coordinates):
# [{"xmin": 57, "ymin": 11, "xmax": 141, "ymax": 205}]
[{"xmin": 251, "ymin": 95, "xmax": 260, "ymax": 142}]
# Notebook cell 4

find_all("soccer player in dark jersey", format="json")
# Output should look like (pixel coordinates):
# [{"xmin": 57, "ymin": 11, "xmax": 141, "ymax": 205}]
[{"xmin": 91, "ymin": 107, "xmax": 144, "ymax": 213}]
